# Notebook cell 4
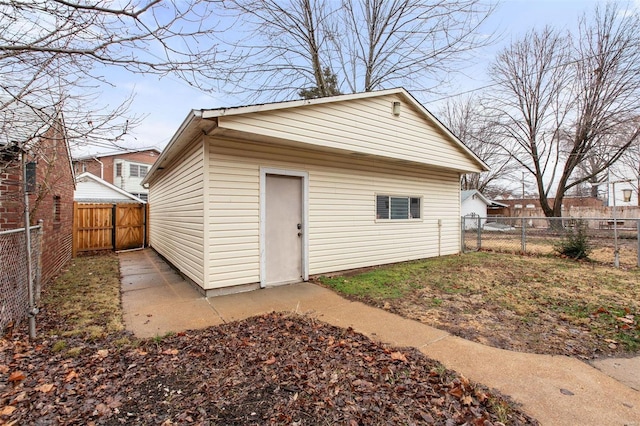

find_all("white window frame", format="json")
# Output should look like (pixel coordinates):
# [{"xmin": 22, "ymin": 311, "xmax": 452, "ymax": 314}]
[
  {"xmin": 129, "ymin": 163, "xmax": 149, "ymax": 178},
  {"xmin": 375, "ymin": 194, "xmax": 422, "ymax": 221}
]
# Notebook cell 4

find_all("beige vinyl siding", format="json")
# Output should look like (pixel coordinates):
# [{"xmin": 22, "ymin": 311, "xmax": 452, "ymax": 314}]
[
  {"xmin": 148, "ymin": 138, "xmax": 205, "ymax": 286},
  {"xmin": 206, "ymin": 137, "xmax": 461, "ymax": 288},
  {"xmin": 217, "ymin": 93, "xmax": 482, "ymax": 173}
]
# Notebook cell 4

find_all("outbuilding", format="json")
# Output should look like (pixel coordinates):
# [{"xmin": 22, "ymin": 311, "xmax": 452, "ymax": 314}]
[
  {"xmin": 143, "ymin": 88, "xmax": 488, "ymax": 296},
  {"xmin": 74, "ymin": 172, "xmax": 146, "ymax": 204},
  {"xmin": 461, "ymin": 189, "xmax": 508, "ymax": 229}
]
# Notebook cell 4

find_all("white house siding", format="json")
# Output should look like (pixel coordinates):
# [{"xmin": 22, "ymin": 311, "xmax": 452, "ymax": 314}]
[
  {"xmin": 461, "ymin": 196, "xmax": 488, "ymax": 230},
  {"xmin": 217, "ymin": 93, "xmax": 482, "ymax": 174},
  {"xmin": 206, "ymin": 137, "xmax": 461, "ymax": 290},
  {"xmin": 148, "ymin": 139, "xmax": 206, "ymax": 286},
  {"xmin": 113, "ymin": 159, "xmax": 151, "ymax": 198},
  {"xmin": 75, "ymin": 179, "xmax": 129, "ymax": 202}
]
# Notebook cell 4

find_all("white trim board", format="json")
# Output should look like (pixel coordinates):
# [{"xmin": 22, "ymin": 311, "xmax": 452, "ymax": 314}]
[{"xmin": 259, "ymin": 167, "xmax": 309, "ymax": 288}]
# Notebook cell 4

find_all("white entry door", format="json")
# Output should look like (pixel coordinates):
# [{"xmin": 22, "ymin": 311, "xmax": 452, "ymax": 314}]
[{"xmin": 265, "ymin": 174, "xmax": 303, "ymax": 285}]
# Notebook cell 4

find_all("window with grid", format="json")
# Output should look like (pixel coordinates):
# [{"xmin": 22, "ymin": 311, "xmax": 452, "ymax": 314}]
[
  {"xmin": 115, "ymin": 163, "xmax": 122, "ymax": 177},
  {"xmin": 376, "ymin": 195, "xmax": 421, "ymax": 220},
  {"xmin": 129, "ymin": 164, "xmax": 149, "ymax": 178}
]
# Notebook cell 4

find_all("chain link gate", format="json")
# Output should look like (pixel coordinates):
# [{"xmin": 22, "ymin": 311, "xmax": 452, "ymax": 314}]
[{"xmin": 0, "ymin": 225, "xmax": 42, "ymax": 333}]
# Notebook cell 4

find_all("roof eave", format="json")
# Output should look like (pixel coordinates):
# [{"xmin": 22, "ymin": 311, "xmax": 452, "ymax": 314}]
[{"xmin": 142, "ymin": 110, "xmax": 205, "ymax": 186}]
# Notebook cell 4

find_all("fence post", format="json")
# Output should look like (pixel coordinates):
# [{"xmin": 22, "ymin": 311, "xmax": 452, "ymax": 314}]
[
  {"xmin": 112, "ymin": 204, "xmax": 117, "ymax": 251},
  {"xmin": 72, "ymin": 202, "xmax": 78, "ymax": 257},
  {"xmin": 521, "ymin": 216, "xmax": 526, "ymax": 253},
  {"xmin": 477, "ymin": 216, "xmax": 482, "ymax": 250},
  {"xmin": 35, "ymin": 220, "xmax": 43, "ymax": 303}
]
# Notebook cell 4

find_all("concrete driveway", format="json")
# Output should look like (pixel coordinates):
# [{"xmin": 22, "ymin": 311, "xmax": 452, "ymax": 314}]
[{"xmin": 119, "ymin": 249, "xmax": 640, "ymax": 426}]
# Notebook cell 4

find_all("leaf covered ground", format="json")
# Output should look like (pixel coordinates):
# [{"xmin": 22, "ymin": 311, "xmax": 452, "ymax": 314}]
[
  {"xmin": 317, "ymin": 252, "xmax": 640, "ymax": 359},
  {"xmin": 0, "ymin": 254, "xmax": 537, "ymax": 425}
]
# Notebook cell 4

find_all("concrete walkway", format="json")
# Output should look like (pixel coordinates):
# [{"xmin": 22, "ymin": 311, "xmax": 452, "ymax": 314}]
[{"xmin": 119, "ymin": 249, "xmax": 640, "ymax": 426}]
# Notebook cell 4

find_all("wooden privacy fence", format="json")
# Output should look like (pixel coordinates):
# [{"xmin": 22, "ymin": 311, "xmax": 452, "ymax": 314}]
[{"xmin": 73, "ymin": 202, "xmax": 148, "ymax": 256}]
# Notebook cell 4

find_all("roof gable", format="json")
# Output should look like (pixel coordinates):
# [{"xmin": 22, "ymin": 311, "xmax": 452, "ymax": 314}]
[
  {"xmin": 145, "ymin": 88, "xmax": 488, "ymax": 184},
  {"xmin": 461, "ymin": 189, "xmax": 507, "ymax": 207},
  {"xmin": 75, "ymin": 172, "xmax": 145, "ymax": 203}
]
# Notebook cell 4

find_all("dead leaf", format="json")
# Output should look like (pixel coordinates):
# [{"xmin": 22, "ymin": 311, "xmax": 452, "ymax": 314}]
[
  {"xmin": 475, "ymin": 390, "xmax": 488, "ymax": 402},
  {"xmin": 96, "ymin": 349, "xmax": 109, "ymax": 358},
  {"xmin": 617, "ymin": 317, "xmax": 634, "ymax": 324},
  {"xmin": 65, "ymin": 370, "xmax": 78, "ymax": 382},
  {"xmin": 329, "ymin": 372, "xmax": 339, "ymax": 383},
  {"xmin": 461, "ymin": 395, "xmax": 474, "ymax": 405},
  {"xmin": 106, "ymin": 395, "xmax": 122, "ymax": 409},
  {"xmin": 162, "ymin": 348, "xmax": 178, "ymax": 355},
  {"xmin": 35, "ymin": 383, "xmax": 55, "ymax": 393},
  {"xmin": 0, "ymin": 405, "xmax": 16, "ymax": 416},
  {"xmin": 7, "ymin": 371, "xmax": 25, "ymax": 384},
  {"xmin": 264, "ymin": 356, "xmax": 276, "ymax": 365},
  {"xmin": 0, "ymin": 364, "xmax": 9, "ymax": 374},
  {"xmin": 11, "ymin": 392, "xmax": 27, "ymax": 403},
  {"xmin": 460, "ymin": 375, "xmax": 470, "ymax": 388},
  {"xmin": 94, "ymin": 403, "xmax": 110, "ymax": 416},
  {"xmin": 390, "ymin": 351, "xmax": 407, "ymax": 362},
  {"xmin": 560, "ymin": 388, "xmax": 574, "ymax": 396},
  {"xmin": 449, "ymin": 386, "xmax": 463, "ymax": 398}
]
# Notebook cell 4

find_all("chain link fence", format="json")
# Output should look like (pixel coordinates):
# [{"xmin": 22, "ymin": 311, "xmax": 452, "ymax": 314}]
[
  {"xmin": 462, "ymin": 216, "xmax": 640, "ymax": 268},
  {"xmin": 0, "ymin": 225, "xmax": 42, "ymax": 333}
]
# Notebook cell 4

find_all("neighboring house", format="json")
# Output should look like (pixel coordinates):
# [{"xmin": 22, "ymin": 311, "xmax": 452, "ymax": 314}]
[
  {"xmin": 142, "ymin": 88, "xmax": 488, "ymax": 296},
  {"xmin": 0, "ymin": 114, "xmax": 75, "ymax": 285},
  {"xmin": 494, "ymin": 197, "xmax": 604, "ymax": 217},
  {"xmin": 605, "ymin": 180, "xmax": 638, "ymax": 207},
  {"xmin": 73, "ymin": 149, "xmax": 160, "ymax": 201},
  {"xmin": 461, "ymin": 189, "xmax": 507, "ymax": 229},
  {"xmin": 74, "ymin": 172, "xmax": 146, "ymax": 204}
]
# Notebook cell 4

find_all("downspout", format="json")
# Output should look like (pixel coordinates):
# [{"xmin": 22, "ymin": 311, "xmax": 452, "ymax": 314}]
[{"xmin": 93, "ymin": 157, "xmax": 104, "ymax": 179}]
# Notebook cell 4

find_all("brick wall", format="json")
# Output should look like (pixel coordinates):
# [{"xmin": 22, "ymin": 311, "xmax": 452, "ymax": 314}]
[
  {"xmin": 0, "ymin": 122, "xmax": 74, "ymax": 285},
  {"xmin": 0, "ymin": 168, "xmax": 23, "ymax": 231}
]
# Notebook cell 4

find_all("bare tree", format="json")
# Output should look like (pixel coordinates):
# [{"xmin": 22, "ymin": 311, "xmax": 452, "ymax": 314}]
[
  {"xmin": 222, "ymin": 0, "xmax": 495, "ymax": 100},
  {"xmin": 439, "ymin": 95, "xmax": 517, "ymax": 196},
  {"xmin": 0, "ymin": 0, "xmax": 225, "ymax": 152},
  {"xmin": 487, "ymin": 3, "xmax": 640, "ymax": 218}
]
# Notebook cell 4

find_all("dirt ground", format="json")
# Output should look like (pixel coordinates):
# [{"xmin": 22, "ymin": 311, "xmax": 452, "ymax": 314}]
[{"xmin": 318, "ymin": 252, "xmax": 640, "ymax": 359}]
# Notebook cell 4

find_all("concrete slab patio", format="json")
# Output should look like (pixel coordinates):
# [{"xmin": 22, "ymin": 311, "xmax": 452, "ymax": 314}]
[{"xmin": 119, "ymin": 249, "xmax": 640, "ymax": 426}]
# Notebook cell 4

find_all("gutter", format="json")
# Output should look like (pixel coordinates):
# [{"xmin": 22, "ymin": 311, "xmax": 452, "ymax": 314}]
[{"xmin": 93, "ymin": 156, "xmax": 104, "ymax": 179}]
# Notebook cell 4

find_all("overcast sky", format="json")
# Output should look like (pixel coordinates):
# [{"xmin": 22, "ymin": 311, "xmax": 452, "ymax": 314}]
[{"xmin": 74, "ymin": 0, "xmax": 637, "ymax": 157}]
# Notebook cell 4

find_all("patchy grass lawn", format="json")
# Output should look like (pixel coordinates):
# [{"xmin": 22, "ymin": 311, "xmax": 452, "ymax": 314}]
[
  {"xmin": 0, "ymin": 254, "xmax": 537, "ymax": 425},
  {"xmin": 42, "ymin": 253, "xmax": 126, "ymax": 342},
  {"xmin": 317, "ymin": 252, "xmax": 640, "ymax": 358}
]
